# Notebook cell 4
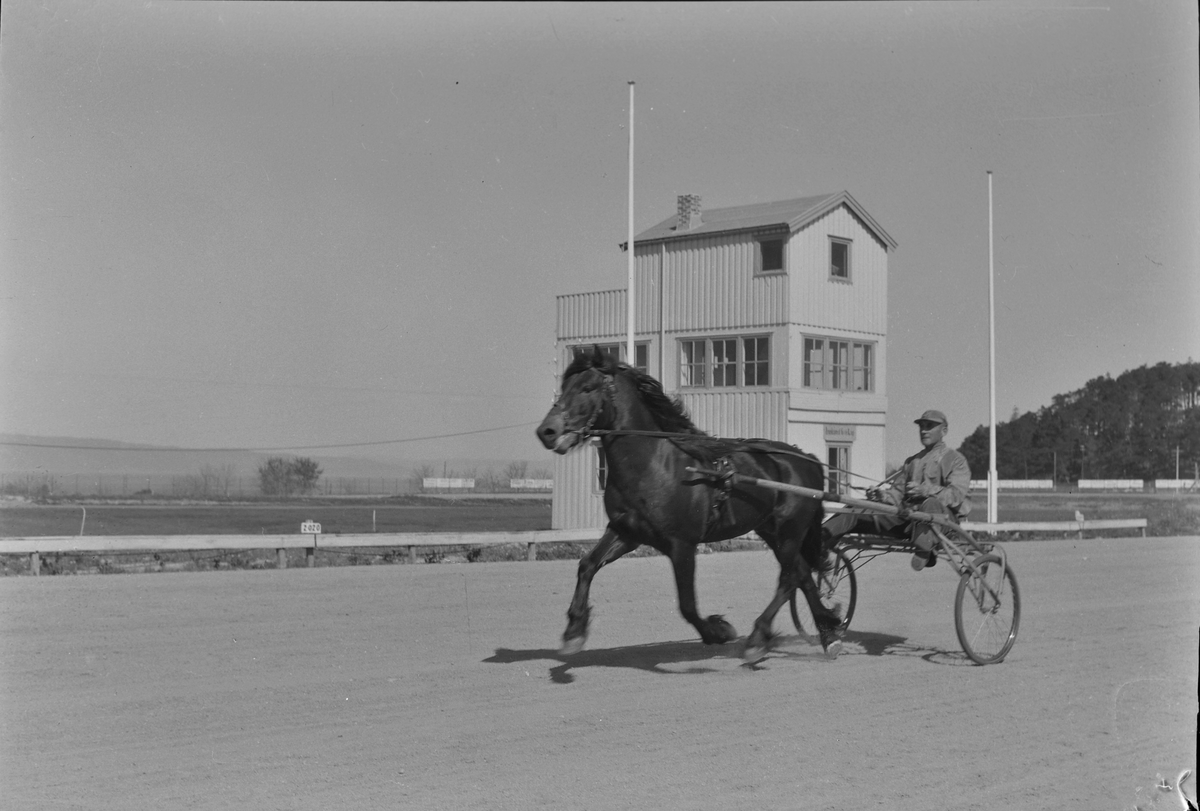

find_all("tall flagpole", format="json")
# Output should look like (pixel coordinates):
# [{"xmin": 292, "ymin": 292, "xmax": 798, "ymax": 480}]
[
  {"xmin": 626, "ymin": 82, "xmax": 636, "ymax": 365},
  {"xmin": 987, "ymin": 171, "xmax": 998, "ymax": 523}
]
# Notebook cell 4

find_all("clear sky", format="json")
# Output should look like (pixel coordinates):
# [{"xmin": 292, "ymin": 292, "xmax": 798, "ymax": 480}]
[{"xmin": 2, "ymin": 1, "xmax": 1197, "ymax": 470}]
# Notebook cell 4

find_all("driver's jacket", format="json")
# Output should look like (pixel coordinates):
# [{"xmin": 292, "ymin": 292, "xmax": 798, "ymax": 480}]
[{"xmin": 890, "ymin": 441, "xmax": 973, "ymax": 519}]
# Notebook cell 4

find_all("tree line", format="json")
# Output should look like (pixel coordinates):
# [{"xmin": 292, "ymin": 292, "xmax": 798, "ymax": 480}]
[{"xmin": 957, "ymin": 361, "xmax": 1200, "ymax": 482}]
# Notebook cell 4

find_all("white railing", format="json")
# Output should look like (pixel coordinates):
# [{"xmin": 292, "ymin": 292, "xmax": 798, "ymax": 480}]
[
  {"xmin": 1154, "ymin": 479, "xmax": 1197, "ymax": 491},
  {"xmin": 1078, "ymin": 479, "xmax": 1144, "ymax": 491},
  {"xmin": 421, "ymin": 478, "xmax": 476, "ymax": 491},
  {"xmin": 969, "ymin": 479, "xmax": 1055, "ymax": 490},
  {"xmin": 961, "ymin": 518, "xmax": 1147, "ymax": 538},
  {"xmin": 509, "ymin": 479, "xmax": 554, "ymax": 490},
  {"xmin": 0, "ymin": 529, "xmax": 604, "ymax": 575}
]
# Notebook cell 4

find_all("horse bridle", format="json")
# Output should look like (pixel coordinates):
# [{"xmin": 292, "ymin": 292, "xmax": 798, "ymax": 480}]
[{"xmin": 551, "ymin": 369, "xmax": 618, "ymax": 440}]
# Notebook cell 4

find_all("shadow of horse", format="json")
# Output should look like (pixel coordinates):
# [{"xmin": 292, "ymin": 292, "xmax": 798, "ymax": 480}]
[
  {"xmin": 485, "ymin": 640, "xmax": 749, "ymax": 683},
  {"xmin": 485, "ymin": 629, "xmax": 972, "ymax": 683},
  {"xmin": 838, "ymin": 629, "xmax": 974, "ymax": 666}
]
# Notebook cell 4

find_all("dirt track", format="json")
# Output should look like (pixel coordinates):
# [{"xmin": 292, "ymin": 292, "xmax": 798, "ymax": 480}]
[{"xmin": 2, "ymin": 536, "xmax": 1197, "ymax": 810}]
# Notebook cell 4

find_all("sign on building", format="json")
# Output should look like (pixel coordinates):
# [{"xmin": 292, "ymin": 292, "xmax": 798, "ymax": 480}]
[{"xmin": 823, "ymin": 424, "xmax": 857, "ymax": 442}]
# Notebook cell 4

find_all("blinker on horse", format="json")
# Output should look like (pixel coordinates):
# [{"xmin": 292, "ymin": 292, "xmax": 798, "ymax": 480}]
[{"xmin": 536, "ymin": 347, "xmax": 845, "ymax": 661}]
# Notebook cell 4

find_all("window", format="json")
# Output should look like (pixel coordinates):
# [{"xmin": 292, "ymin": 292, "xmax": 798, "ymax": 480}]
[
  {"xmin": 827, "ymin": 446, "xmax": 850, "ymax": 496},
  {"xmin": 712, "ymin": 339, "xmax": 737, "ymax": 387},
  {"xmin": 679, "ymin": 336, "xmax": 770, "ymax": 389},
  {"xmin": 803, "ymin": 336, "xmax": 874, "ymax": 391},
  {"xmin": 679, "ymin": 340, "xmax": 708, "ymax": 387},
  {"xmin": 743, "ymin": 336, "xmax": 770, "ymax": 386},
  {"xmin": 851, "ymin": 343, "xmax": 873, "ymax": 392},
  {"xmin": 830, "ymin": 238, "xmax": 851, "ymax": 280},
  {"xmin": 570, "ymin": 342, "xmax": 649, "ymax": 374},
  {"xmin": 757, "ymin": 237, "xmax": 785, "ymax": 274}
]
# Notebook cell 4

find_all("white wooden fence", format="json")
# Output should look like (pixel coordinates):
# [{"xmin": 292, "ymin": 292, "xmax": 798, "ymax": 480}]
[
  {"xmin": 0, "ymin": 529, "xmax": 603, "ymax": 575},
  {"xmin": 1078, "ymin": 479, "xmax": 1144, "ymax": 491},
  {"xmin": 969, "ymin": 479, "xmax": 1055, "ymax": 490},
  {"xmin": 1153, "ymin": 479, "xmax": 1197, "ymax": 491},
  {"xmin": 1, "ymin": 513, "xmax": 1150, "ymax": 575}
]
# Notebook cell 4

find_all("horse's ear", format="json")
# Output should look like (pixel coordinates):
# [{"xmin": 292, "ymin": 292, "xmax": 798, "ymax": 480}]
[{"xmin": 591, "ymin": 344, "xmax": 606, "ymax": 366}]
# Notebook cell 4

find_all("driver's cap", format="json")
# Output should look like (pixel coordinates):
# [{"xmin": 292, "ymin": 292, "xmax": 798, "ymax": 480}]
[{"xmin": 914, "ymin": 410, "xmax": 947, "ymax": 426}]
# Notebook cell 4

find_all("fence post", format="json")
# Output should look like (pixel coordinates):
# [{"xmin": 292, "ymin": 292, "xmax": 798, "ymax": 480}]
[
  {"xmin": 276, "ymin": 548, "xmax": 287, "ymax": 569},
  {"xmin": 408, "ymin": 546, "xmax": 417, "ymax": 564},
  {"xmin": 306, "ymin": 546, "xmax": 315, "ymax": 567},
  {"xmin": 527, "ymin": 542, "xmax": 537, "ymax": 562},
  {"xmin": 30, "ymin": 552, "xmax": 40, "ymax": 576}
]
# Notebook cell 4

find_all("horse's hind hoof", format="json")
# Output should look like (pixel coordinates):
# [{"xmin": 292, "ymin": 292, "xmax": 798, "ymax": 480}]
[
  {"xmin": 742, "ymin": 644, "xmax": 769, "ymax": 664},
  {"xmin": 560, "ymin": 636, "xmax": 586, "ymax": 656},
  {"xmin": 818, "ymin": 627, "xmax": 843, "ymax": 660}
]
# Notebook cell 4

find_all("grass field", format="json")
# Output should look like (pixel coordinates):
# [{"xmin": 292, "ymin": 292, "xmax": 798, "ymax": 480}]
[{"xmin": 1, "ymin": 492, "xmax": 1196, "ymax": 576}]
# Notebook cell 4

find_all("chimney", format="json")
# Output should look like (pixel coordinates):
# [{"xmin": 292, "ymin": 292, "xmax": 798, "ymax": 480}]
[{"xmin": 677, "ymin": 194, "xmax": 702, "ymax": 231}]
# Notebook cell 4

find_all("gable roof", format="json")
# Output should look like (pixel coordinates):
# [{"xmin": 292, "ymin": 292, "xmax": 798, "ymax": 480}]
[{"xmin": 630, "ymin": 190, "xmax": 898, "ymax": 251}]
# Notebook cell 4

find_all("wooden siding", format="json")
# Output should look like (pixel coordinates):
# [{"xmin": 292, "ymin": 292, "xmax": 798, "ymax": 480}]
[
  {"xmin": 789, "ymin": 205, "xmax": 888, "ymax": 336},
  {"xmin": 557, "ymin": 251, "xmax": 662, "ymax": 341},
  {"xmin": 654, "ymin": 234, "xmax": 788, "ymax": 332},
  {"xmin": 679, "ymin": 390, "xmax": 788, "ymax": 440},
  {"xmin": 551, "ymin": 445, "xmax": 607, "ymax": 530}
]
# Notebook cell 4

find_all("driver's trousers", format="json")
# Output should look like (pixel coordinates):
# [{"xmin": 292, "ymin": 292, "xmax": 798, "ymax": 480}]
[{"xmin": 820, "ymin": 496, "xmax": 951, "ymax": 550}]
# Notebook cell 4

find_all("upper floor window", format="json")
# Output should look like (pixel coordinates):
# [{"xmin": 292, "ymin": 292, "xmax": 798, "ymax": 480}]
[
  {"xmin": 570, "ymin": 342, "xmax": 649, "ymax": 374},
  {"xmin": 679, "ymin": 335, "xmax": 771, "ymax": 389},
  {"xmin": 756, "ymin": 237, "xmax": 785, "ymax": 274},
  {"xmin": 830, "ymin": 237, "xmax": 851, "ymax": 281},
  {"xmin": 803, "ymin": 337, "xmax": 874, "ymax": 391}
]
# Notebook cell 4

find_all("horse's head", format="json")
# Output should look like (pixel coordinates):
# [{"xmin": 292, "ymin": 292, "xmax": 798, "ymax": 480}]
[{"xmin": 536, "ymin": 349, "xmax": 618, "ymax": 454}]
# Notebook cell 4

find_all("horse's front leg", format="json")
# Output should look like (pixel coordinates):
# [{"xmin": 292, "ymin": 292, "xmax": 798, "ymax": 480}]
[
  {"xmin": 670, "ymin": 543, "xmax": 738, "ymax": 645},
  {"xmin": 562, "ymin": 527, "xmax": 638, "ymax": 655}
]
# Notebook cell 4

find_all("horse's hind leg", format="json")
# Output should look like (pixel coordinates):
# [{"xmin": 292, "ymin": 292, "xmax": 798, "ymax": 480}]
[
  {"xmin": 669, "ymin": 544, "xmax": 737, "ymax": 645},
  {"xmin": 562, "ymin": 527, "xmax": 637, "ymax": 655},
  {"xmin": 793, "ymin": 555, "xmax": 845, "ymax": 659},
  {"xmin": 746, "ymin": 526, "xmax": 843, "ymax": 661},
  {"xmin": 743, "ymin": 561, "xmax": 797, "ymax": 662}
]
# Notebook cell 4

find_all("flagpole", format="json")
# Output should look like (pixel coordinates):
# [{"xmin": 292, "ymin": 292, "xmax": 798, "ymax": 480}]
[
  {"xmin": 987, "ymin": 171, "xmax": 998, "ymax": 523},
  {"xmin": 626, "ymin": 81, "xmax": 636, "ymax": 365}
]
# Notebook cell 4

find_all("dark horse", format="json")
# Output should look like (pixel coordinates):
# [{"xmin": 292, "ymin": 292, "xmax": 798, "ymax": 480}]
[{"xmin": 535, "ymin": 348, "xmax": 844, "ymax": 661}]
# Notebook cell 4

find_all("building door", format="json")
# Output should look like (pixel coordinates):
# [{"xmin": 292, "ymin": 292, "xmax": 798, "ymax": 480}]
[{"xmin": 826, "ymin": 445, "xmax": 850, "ymax": 496}]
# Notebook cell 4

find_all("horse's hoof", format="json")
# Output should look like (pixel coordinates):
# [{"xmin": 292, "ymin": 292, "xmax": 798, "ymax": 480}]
[
  {"xmin": 822, "ymin": 639, "xmax": 843, "ymax": 660},
  {"xmin": 742, "ymin": 644, "xmax": 768, "ymax": 664},
  {"xmin": 705, "ymin": 614, "xmax": 738, "ymax": 644},
  {"xmin": 560, "ymin": 636, "xmax": 586, "ymax": 656}
]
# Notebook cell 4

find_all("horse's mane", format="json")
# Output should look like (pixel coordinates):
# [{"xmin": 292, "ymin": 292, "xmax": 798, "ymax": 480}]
[{"xmin": 562, "ymin": 352, "xmax": 707, "ymax": 436}]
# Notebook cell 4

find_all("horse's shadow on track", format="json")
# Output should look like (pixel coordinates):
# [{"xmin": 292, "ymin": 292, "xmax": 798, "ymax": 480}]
[
  {"xmin": 485, "ymin": 640, "xmax": 742, "ymax": 683},
  {"xmin": 485, "ymin": 630, "xmax": 968, "ymax": 683}
]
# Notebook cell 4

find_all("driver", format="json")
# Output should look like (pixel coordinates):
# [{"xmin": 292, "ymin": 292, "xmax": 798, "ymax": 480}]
[{"xmin": 821, "ymin": 410, "xmax": 973, "ymax": 571}]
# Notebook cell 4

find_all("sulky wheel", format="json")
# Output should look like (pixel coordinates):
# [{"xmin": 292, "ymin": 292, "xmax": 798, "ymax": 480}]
[
  {"xmin": 954, "ymin": 553, "xmax": 1020, "ymax": 665},
  {"xmin": 792, "ymin": 545, "xmax": 857, "ymax": 633}
]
